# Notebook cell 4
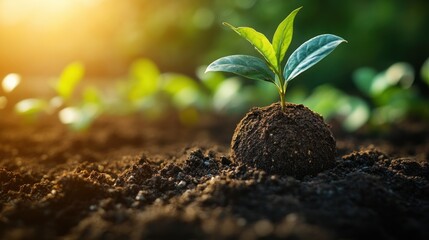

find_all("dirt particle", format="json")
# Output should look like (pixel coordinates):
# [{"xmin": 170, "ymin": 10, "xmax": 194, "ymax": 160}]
[
  {"xmin": 253, "ymin": 219, "xmax": 274, "ymax": 236},
  {"xmin": 177, "ymin": 180, "xmax": 187, "ymax": 188},
  {"xmin": 136, "ymin": 190, "xmax": 145, "ymax": 201}
]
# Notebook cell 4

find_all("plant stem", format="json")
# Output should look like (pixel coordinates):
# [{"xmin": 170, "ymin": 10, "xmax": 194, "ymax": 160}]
[
  {"xmin": 279, "ymin": 90, "xmax": 286, "ymax": 111},
  {"xmin": 276, "ymin": 71, "xmax": 287, "ymax": 112}
]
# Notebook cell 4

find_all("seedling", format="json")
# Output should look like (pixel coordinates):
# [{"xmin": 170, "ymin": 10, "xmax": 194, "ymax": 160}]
[{"xmin": 206, "ymin": 7, "xmax": 346, "ymax": 111}]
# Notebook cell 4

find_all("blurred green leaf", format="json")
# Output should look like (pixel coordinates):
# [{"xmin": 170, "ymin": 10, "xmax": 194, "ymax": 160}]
[
  {"xmin": 55, "ymin": 62, "xmax": 85, "ymax": 100},
  {"xmin": 272, "ymin": 7, "xmax": 301, "ymax": 64},
  {"xmin": 83, "ymin": 86, "xmax": 103, "ymax": 106},
  {"xmin": 372, "ymin": 106, "xmax": 406, "ymax": 125},
  {"xmin": 15, "ymin": 99, "xmax": 48, "ymax": 116},
  {"xmin": 420, "ymin": 57, "xmax": 429, "ymax": 86},
  {"xmin": 355, "ymin": 63, "xmax": 414, "ymax": 97},
  {"xmin": 128, "ymin": 58, "xmax": 160, "ymax": 100},
  {"xmin": 339, "ymin": 97, "xmax": 370, "ymax": 131},
  {"xmin": 373, "ymin": 86, "xmax": 416, "ymax": 108},
  {"xmin": 370, "ymin": 72, "xmax": 391, "ymax": 95},
  {"xmin": 284, "ymin": 34, "xmax": 346, "ymax": 82},
  {"xmin": 303, "ymin": 84, "xmax": 345, "ymax": 118},
  {"xmin": 162, "ymin": 73, "xmax": 207, "ymax": 110},
  {"xmin": 206, "ymin": 55, "xmax": 275, "ymax": 83},
  {"xmin": 196, "ymin": 66, "xmax": 223, "ymax": 93},
  {"xmin": 173, "ymin": 88, "xmax": 202, "ymax": 109},
  {"xmin": 352, "ymin": 67, "xmax": 377, "ymax": 96},
  {"xmin": 223, "ymin": 22, "xmax": 278, "ymax": 70},
  {"xmin": 162, "ymin": 74, "xmax": 199, "ymax": 94},
  {"xmin": 213, "ymin": 78, "xmax": 243, "ymax": 112},
  {"xmin": 303, "ymin": 85, "xmax": 369, "ymax": 131},
  {"xmin": 59, "ymin": 104, "xmax": 100, "ymax": 131}
]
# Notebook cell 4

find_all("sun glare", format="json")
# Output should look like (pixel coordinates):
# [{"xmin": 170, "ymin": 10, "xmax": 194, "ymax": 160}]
[
  {"xmin": 0, "ymin": 0, "xmax": 134, "ymax": 75},
  {"xmin": 0, "ymin": 0, "xmax": 100, "ymax": 24}
]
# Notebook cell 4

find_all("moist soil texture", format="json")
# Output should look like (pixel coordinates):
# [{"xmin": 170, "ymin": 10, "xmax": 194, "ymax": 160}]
[
  {"xmin": 231, "ymin": 102, "xmax": 336, "ymax": 178},
  {"xmin": 0, "ymin": 111, "xmax": 429, "ymax": 240}
]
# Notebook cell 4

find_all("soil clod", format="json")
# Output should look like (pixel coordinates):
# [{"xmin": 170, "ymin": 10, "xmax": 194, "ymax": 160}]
[{"xmin": 231, "ymin": 102, "xmax": 336, "ymax": 178}]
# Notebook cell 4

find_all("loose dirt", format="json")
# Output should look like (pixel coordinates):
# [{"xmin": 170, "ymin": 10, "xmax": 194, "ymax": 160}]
[{"xmin": 0, "ymin": 112, "xmax": 428, "ymax": 240}]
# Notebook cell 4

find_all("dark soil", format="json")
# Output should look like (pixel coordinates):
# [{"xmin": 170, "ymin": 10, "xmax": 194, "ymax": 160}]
[
  {"xmin": 231, "ymin": 102, "xmax": 336, "ymax": 178},
  {"xmin": 1, "ymin": 111, "xmax": 429, "ymax": 240}
]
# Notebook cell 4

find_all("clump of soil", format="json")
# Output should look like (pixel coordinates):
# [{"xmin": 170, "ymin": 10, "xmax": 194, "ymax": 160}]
[{"xmin": 231, "ymin": 102, "xmax": 336, "ymax": 178}]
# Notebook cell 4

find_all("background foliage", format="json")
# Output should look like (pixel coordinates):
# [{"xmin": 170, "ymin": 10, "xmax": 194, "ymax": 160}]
[{"xmin": 1, "ymin": 0, "xmax": 428, "ymax": 131}]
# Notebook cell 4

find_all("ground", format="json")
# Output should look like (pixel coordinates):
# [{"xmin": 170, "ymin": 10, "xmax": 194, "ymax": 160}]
[{"xmin": 0, "ymin": 110, "xmax": 428, "ymax": 240}]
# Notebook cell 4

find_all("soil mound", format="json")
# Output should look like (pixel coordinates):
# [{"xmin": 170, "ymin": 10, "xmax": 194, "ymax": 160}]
[{"xmin": 231, "ymin": 102, "xmax": 336, "ymax": 178}]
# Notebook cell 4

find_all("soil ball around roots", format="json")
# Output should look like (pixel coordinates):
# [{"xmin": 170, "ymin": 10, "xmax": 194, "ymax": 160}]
[{"xmin": 231, "ymin": 102, "xmax": 336, "ymax": 178}]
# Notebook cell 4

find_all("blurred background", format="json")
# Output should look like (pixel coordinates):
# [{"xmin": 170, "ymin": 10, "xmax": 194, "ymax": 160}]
[{"xmin": 1, "ymin": 0, "xmax": 429, "ymax": 131}]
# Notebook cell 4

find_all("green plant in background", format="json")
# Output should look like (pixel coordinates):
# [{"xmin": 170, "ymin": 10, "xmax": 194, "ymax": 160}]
[
  {"xmin": 7, "ymin": 57, "xmax": 429, "ymax": 132},
  {"xmin": 55, "ymin": 61, "xmax": 85, "ymax": 101},
  {"xmin": 54, "ymin": 62, "xmax": 104, "ymax": 130},
  {"xmin": 291, "ymin": 84, "xmax": 370, "ymax": 132},
  {"xmin": 205, "ymin": 7, "xmax": 346, "ymax": 111},
  {"xmin": 12, "ymin": 62, "xmax": 104, "ymax": 130},
  {"xmin": 352, "ymin": 60, "xmax": 429, "ymax": 127}
]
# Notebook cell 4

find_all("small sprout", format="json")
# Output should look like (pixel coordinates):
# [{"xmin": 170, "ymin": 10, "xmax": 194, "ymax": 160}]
[
  {"xmin": 2, "ymin": 73, "xmax": 21, "ymax": 93},
  {"xmin": 128, "ymin": 58, "xmax": 160, "ymax": 101},
  {"xmin": 14, "ymin": 98, "xmax": 49, "ymax": 122},
  {"xmin": 58, "ymin": 104, "xmax": 100, "ymax": 131},
  {"xmin": 55, "ymin": 61, "xmax": 85, "ymax": 101},
  {"xmin": 15, "ymin": 99, "xmax": 48, "ymax": 115},
  {"xmin": 206, "ymin": 7, "xmax": 346, "ymax": 111}
]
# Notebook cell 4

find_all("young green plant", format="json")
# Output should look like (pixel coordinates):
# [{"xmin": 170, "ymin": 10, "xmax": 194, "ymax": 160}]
[{"xmin": 206, "ymin": 7, "xmax": 346, "ymax": 111}]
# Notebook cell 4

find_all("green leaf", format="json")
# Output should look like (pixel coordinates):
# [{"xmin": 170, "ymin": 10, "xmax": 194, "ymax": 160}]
[
  {"xmin": 352, "ymin": 67, "xmax": 377, "ymax": 96},
  {"xmin": 161, "ymin": 74, "xmax": 205, "ymax": 110},
  {"xmin": 223, "ymin": 22, "xmax": 278, "ymax": 71},
  {"xmin": 272, "ymin": 7, "xmax": 302, "ymax": 64},
  {"xmin": 284, "ymin": 34, "xmax": 346, "ymax": 82},
  {"xmin": 59, "ymin": 104, "xmax": 100, "ymax": 131},
  {"xmin": 205, "ymin": 55, "xmax": 275, "ymax": 83},
  {"xmin": 128, "ymin": 58, "xmax": 160, "ymax": 100},
  {"xmin": 162, "ymin": 74, "xmax": 199, "ymax": 95},
  {"xmin": 15, "ymin": 98, "xmax": 48, "ymax": 115},
  {"xmin": 56, "ymin": 62, "xmax": 85, "ymax": 100}
]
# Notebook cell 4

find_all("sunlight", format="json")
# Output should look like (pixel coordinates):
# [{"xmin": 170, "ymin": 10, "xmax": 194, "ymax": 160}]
[
  {"xmin": 0, "ymin": 0, "xmax": 100, "ymax": 24},
  {"xmin": 2, "ymin": 73, "xmax": 21, "ymax": 93}
]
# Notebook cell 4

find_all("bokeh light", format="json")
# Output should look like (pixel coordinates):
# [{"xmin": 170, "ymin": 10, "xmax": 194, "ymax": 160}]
[{"xmin": 2, "ymin": 73, "xmax": 21, "ymax": 92}]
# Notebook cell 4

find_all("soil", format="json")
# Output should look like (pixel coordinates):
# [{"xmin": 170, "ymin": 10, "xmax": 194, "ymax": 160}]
[
  {"xmin": 1, "ymin": 110, "xmax": 429, "ymax": 240},
  {"xmin": 231, "ymin": 102, "xmax": 336, "ymax": 178}
]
